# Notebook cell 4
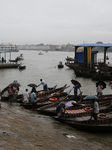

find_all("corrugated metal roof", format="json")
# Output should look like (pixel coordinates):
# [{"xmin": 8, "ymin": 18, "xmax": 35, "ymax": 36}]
[{"xmin": 74, "ymin": 43, "xmax": 112, "ymax": 47}]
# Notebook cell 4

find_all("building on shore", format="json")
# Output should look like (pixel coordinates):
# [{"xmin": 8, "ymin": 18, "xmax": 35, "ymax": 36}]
[{"xmin": 0, "ymin": 43, "xmax": 18, "ymax": 52}]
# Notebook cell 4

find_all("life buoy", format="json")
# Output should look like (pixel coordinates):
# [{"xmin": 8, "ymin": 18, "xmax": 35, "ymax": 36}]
[
  {"xmin": 84, "ymin": 107, "xmax": 91, "ymax": 111},
  {"xmin": 98, "ymin": 113, "xmax": 108, "ymax": 119},
  {"xmin": 49, "ymin": 97, "xmax": 57, "ymax": 102}
]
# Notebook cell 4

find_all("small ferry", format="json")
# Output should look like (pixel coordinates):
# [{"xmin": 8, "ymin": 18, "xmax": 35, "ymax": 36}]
[
  {"xmin": 18, "ymin": 54, "xmax": 24, "ymax": 61},
  {"xmin": 38, "ymin": 52, "xmax": 43, "ymax": 55},
  {"xmin": 58, "ymin": 61, "xmax": 64, "ymax": 68}
]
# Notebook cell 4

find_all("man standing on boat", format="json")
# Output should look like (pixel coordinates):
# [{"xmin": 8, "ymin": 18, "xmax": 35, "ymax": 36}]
[
  {"xmin": 2, "ymin": 57, "xmax": 4, "ymax": 63},
  {"xmin": 90, "ymin": 99, "xmax": 99, "ymax": 123},
  {"xmin": 37, "ymin": 79, "xmax": 49, "ymax": 91},
  {"xmin": 30, "ymin": 91, "xmax": 37, "ymax": 110},
  {"xmin": 23, "ymin": 89, "xmax": 29, "ymax": 103}
]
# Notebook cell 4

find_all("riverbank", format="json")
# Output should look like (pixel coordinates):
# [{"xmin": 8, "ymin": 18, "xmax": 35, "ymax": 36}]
[{"xmin": 0, "ymin": 102, "xmax": 112, "ymax": 150}]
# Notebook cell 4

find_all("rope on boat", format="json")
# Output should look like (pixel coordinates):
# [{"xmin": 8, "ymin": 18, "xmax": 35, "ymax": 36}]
[{"xmin": 100, "ymin": 102, "xmax": 111, "ymax": 108}]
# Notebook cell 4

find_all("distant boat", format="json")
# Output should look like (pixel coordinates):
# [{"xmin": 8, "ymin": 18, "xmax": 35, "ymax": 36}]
[
  {"xmin": 19, "ymin": 63, "xmax": 26, "ymax": 70},
  {"xmin": 58, "ymin": 61, "xmax": 64, "ymax": 68},
  {"xmin": 18, "ymin": 54, "xmax": 24, "ymax": 61},
  {"xmin": 38, "ymin": 52, "xmax": 43, "ymax": 55}
]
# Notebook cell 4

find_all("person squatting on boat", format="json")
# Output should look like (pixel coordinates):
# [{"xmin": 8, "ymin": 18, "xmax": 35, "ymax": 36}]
[
  {"xmin": 8, "ymin": 86, "xmax": 14, "ymax": 101},
  {"xmin": 30, "ymin": 91, "xmax": 37, "ymax": 111},
  {"xmin": 89, "ymin": 99, "xmax": 99, "ymax": 123},
  {"xmin": 38, "ymin": 79, "xmax": 49, "ymax": 92},
  {"xmin": 23, "ymin": 89, "xmax": 29, "ymax": 103},
  {"xmin": 8, "ymin": 86, "xmax": 19, "ymax": 103},
  {"xmin": 96, "ymin": 82, "xmax": 103, "ymax": 97},
  {"xmin": 56, "ymin": 102, "xmax": 66, "ymax": 117}
]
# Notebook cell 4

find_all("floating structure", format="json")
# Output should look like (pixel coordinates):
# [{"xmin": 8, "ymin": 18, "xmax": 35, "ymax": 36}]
[
  {"xmin": 0, "ymin": 50, "xmax": 19, "ymax": 69},
  {"xmin": 65, "ymin": 43, "xmax": 112, "ymax": 71}
]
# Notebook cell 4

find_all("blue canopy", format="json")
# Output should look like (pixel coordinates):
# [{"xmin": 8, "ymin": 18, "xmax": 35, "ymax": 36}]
[
  {"xmin": 74, "ymin": 43, "xmax": 112, "ymax": 47},
  {"xmin": 83, "ymin": 95, "xmax": 99, "ymax": 100}
]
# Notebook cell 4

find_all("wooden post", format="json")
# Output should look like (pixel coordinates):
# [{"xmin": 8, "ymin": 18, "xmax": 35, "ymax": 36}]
[
  {"xmin": 104, "ymin": 47, "xmax": 108, "ymax": 64},
  {"xmin": 5, "ymin": 52, "xmax": 6, "ymax": 63},
  {"xmin": 10, "ymin": 52, "xmax": 11, "ymax": 64},
  {"xmin": 84, "ymin": 47, "xmax": 87, "ymax": 68},
  {"xmin": 74, "ymin": 46, "xmax": 78, "ymax": 63},
  {"xmin": 87, "ymin": 47, "xmax": 92, "ymax": 69}
]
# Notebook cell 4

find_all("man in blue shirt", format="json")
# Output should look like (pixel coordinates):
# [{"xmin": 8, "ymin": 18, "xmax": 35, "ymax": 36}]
[
  {"xmin": 30, "ymin": 92, "xmax": 37, "ymax": 110},
  {"xmin": 74, "ymin": 84, "xmax": 79, "ymax": 99}
]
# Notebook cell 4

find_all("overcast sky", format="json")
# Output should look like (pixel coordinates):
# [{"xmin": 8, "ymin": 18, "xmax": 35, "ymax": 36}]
[{"xmin": 0, "ymin": 0, "xmax": 112, "ymax": 45}]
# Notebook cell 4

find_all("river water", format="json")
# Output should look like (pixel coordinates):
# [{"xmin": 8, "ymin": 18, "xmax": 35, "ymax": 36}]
[
  {"xmin": 0, "ymin": 50, "xmax": 112, "ymax": 149},
  {"xmin": 0, "ymin": 50, "xmax": 112, "ymax": 95}
]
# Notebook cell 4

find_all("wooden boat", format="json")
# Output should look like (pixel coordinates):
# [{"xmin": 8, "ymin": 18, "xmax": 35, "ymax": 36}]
[
  {"xmin": 58, "ymin": 64, "xmax": 64, "ymax": 68},
  {"xmin": 35, "ymin": 92, "xmax": 112, "ymax": 109},
  {"xmin": 38, "ymin": 52, "xmax": 43, "ymax": 55},
  {"xmin": 63, "ymin": 110, "xmax": 112, "ymax": 133},
  {"xmin": 58, "ymin": 61, "xmax": 64, "ymax": 68},
  {"xmin": 9, "ymin": 57, "xmax": 19, "ymax": 63},
  {"xmin": 75, "ymin": 69, "xmax": 95, "ymax": 78},
  {"xmin": 20, "ymin": 85, "xmax": 68, "ymax": 110},
  {"xmin": 36, "ymin": 94, "xmax": 73, "ymax": 115},
  {"xmin": 52, "ymin": 102, "xmax": 112, "ymax": 121},
  {"xmin": 19, "ymin": 65, "xmax": 26, "ymax": 70},
  {"xmin": 65, "ymin": 57, "xmax": 74, "ymax": 61},
  {"xmin": 78, "ymin": 94, "xmax": 112, "ymax": 105},
  {"xmin": 1, "ymin": 84, "xmax": 57, "ymax": 102},
  {"xmin": 20, "ymin": 92, "xmax": 68, "ymax": 110},
  {"xmin": 92, "ymin": 71, "xmax": 112, "ymax": 81},
  {"xmin": 18, "ymin": 54, "xmax": 24, "ymax": 61},
  {"xmin": 36, "ymin": 84, "xmax": 67, "ymax": 102},
  {"xmin": 1, "ymin": 85, "xmax": 22, "ymax": 101},
  {"xmin": 37, "ymin": 95, "xmax": 112, "ymax": 117}
]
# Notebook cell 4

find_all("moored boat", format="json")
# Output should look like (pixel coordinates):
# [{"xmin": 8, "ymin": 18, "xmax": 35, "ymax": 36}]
[
  {"xmin": 58, "ymin": 61, "xmax": 64, "ymax": 68},
  {"xmin": 19, "ymin": 65, "xmax": 26, "ymax": 70},
  {"xmin": 19, "ymin": 63, "xmax": 26, "ymax": 70},
  {"xmin": 1, "ymin": 83, "xmax": 22, "ymax": 101},
  {"xmin": 92, "ymin": 71, "xmax": 112, "ymax": 81},
  {"xmin": 64, "ymin": 110, "xmax": 112, "ymax": 132},
  {"xmin": 18, "ymin": 54, "xmax": 24, "ymax": 61},
  {"xmin": 38, "ymin": 52, "xmax": 43, "ymax": 55},
  {"xmin": 38, "ymin": 97, "xmax": 112, "ymax": 117},
  {"xmin": 20, "ymin": 85, "xmax": 68, "ymax": 110}
]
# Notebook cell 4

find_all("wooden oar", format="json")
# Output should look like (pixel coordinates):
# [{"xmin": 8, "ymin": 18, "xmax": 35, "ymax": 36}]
[
  {"xmin": 100, "ymin": 102, "xmax": 111, "ymax": 108},
  {"xmin": 37, "ymin": 87, "xmax": 74, "ymax": 110}
]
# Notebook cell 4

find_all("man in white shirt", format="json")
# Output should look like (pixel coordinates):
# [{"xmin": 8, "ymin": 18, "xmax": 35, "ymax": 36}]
[
  {"xmin": 90, "ymin": 99, "xmax": 99, "ymax": 122},
  {"xmin": 96, "ymin": 83, "xmax": 103, "ymax": 97},
  {"xmin": 23, "ymin": 89, "xmax": 29, "ymax": 103},
  {"xmin": 37, "ymin": 79, "xmax": 49, "ymax": 91}
]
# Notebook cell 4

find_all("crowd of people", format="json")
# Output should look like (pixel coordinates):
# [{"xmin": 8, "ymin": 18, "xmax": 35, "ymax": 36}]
[
  {"xmin": 56, "ymin": 81, "xmax": 105, "ymax": 122},
  {"xmin": 6, "ymin": 79, "xmax": 107, "ymax": 122},
  {"xmin": 22, "ymin": 79, "xmax": 49, "ymax": 110}
]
